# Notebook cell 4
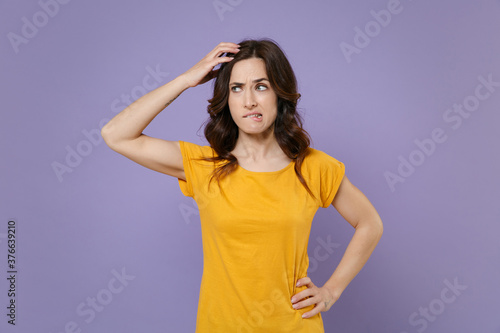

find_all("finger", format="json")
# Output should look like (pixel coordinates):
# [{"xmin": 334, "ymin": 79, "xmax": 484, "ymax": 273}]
[
  {"xmin": 296, "ymin": 276, "xmax": 311, "ymax": 287},
  {"xmin": 214, "ymin": 50, "xmax": 239, "ymax": 60},
  {"xmin": 216, "ymin": 41, "xmax": 240, "ymax": 49},
  {"xmin": 291, "ymin": 288, "xmax": 314, "ymax": 304},
  {"xmin": 202, "ymin": 42, "xmax": 239, "ymax": 63},
  {"xmin": 301, "ymin": 306, "xmax": 320, "ymax": 319},
  {"xmin": 212, "ymin": 44, "xmax": 240, "ymax": 58},
  {"xmin": 211, "ymin": 43, "xmax": 239, "ymax": 54},
  {"xmin": 292, "ymin": 295, "xmax": 316, "ymax": 310},
  {"xmin": 209, "ymin": 56, "xmax": 235, "ymax": 70}
]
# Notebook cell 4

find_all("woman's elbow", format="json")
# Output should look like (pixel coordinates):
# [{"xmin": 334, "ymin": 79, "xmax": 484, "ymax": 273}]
[{"xmin": 372, "ymin": 216, "xmax": 383, "ymax": 240}]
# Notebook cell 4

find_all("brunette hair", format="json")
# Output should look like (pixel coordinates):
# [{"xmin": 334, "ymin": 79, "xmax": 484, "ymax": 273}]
[{"xmin": 200, "ymin": 38, "xmax": 315, "ymax": 198}]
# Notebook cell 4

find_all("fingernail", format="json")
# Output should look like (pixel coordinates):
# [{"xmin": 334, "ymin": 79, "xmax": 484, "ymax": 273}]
[{"xmin": 296, "ymin": 282, "xmax": 300, "ymax": 287}]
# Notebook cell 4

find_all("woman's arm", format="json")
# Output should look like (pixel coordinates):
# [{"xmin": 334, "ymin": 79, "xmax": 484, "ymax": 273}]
[
  {"xmin": 292, "ymin": 175, "xmax": 383, "ymax": 318},
  {"xmin": 101, "ymin": 75, "xmax": 190, "ymax": 144},
  {"xmin": 101, "ymin": 42, "xmax": 240, "ymax": 180},
  {"xmin": 101, "ymin": 76, "xmax": 190, "ymax": 180},
  {"xmin": 323, "ymin": 175, "xmax": 383, "ymax": 299}
]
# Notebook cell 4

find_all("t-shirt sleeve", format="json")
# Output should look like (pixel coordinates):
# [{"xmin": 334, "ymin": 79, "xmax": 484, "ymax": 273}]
[
  {"xmin": 177, "ymin": 140, "xmax": 214, "ymax": 198},
  {"xmin": 317, "ymin": 150, "xmax": 346, "ymax": 208}
]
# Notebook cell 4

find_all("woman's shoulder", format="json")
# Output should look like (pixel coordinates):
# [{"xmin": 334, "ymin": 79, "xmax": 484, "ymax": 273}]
[
  {"xmin": 305, "ymin": 146, "xmax": 340, "ymax": 160},
  {"xmin": 179, "ymin": 140, "xmax": 217, "ymax": 158},
  {"xmin": 304, "ymin": 146, "xmax": 344, "ymax": 169}
]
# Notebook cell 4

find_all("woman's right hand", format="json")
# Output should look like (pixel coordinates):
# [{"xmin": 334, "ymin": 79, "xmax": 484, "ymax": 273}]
[{"xmin": 180, "ymin": 42, "xmax": 240, "ymax": 88}]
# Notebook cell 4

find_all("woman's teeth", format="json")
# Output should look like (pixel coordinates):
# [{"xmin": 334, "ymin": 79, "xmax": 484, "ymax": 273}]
[{"xmin": 246, "ymin": 114, "xmax": 262, "ymax": 118}]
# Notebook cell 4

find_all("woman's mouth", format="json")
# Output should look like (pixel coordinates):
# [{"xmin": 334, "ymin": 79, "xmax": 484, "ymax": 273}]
[
  {"xmin": 244, "ymin": 113, "xmax": 263, "ymax": 122},
  {"xmin": 244, "ymin": 113, "xmax": 262, "ymax": 119}
]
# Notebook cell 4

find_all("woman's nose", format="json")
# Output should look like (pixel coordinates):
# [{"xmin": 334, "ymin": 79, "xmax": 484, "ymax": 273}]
[{"xmin": 244, "ymin": 90, "xmax": 257, "ymax": 108}]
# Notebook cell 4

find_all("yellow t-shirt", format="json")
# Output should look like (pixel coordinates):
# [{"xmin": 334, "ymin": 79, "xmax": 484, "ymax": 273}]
[{"xmin": 177, "ymin": 140, "xmax": 345, "ymax": 333}]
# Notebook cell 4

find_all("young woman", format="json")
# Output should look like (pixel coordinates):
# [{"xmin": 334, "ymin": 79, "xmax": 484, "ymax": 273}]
[{"xmin": 101, "ymin": 39, "xmax": 383, "ymax": 332}]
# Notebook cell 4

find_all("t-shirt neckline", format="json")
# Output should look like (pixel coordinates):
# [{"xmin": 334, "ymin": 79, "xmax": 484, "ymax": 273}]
[{"xmin": 237, "ymin": 160, "xmax": 295, "ymax": 175}]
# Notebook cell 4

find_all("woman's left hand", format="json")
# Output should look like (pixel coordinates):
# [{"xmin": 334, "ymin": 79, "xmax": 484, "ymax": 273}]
[{"xmin": 291, "ymin": 276, "xmax": 340, "ymax": 318}]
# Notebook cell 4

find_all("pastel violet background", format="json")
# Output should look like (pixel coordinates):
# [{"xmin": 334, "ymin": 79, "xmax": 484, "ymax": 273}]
[{"xmin": 1, "ymin": 0, "xmax": 499, "ymax": 332}]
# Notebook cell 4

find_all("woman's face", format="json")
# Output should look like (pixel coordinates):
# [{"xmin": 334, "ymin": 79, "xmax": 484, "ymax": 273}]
[{"xmin": 228, "ymin": 58, "xmax": 278, "ymax": 136}]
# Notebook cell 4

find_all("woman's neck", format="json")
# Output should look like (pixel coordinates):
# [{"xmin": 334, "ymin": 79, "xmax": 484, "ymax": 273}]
[{"xmin": 231, "ymin": 130, "xmax": 285, "ymax": 161}]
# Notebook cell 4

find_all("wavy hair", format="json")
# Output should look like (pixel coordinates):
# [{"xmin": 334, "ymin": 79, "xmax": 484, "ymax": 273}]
[{"xmin": 199, "ymin": 38, "xmax": 315, "ymax": 198}]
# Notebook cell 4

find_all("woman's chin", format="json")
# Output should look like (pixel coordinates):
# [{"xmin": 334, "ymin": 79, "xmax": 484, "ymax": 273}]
[{"xmin": 238, "ymin": 126, "xmax": 275, "ymax": 137}]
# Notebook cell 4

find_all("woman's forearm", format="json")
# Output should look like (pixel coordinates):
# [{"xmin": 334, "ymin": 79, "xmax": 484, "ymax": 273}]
[
  {"xmin": 323, "ymin": 221, "xmax": 383, "ymax": 298},
  {"xmin": 101, "ymin": 42, "xmax": 241, "ymax": 145},
  {"xmin": 101, "ymin": 74, "xmax": 190, "ymax": 145}
]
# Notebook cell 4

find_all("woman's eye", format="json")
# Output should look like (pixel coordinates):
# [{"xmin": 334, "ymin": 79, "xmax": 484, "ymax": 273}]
[
  {"xmin": 256, "ymin": 84, "xmax": 267, "ymax": 91},
  {"xmin": 231, "ymin": 86, "xmax": 242, "ymax": 92}
]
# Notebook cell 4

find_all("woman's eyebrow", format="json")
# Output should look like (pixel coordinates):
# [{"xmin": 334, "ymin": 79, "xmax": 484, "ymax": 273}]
[{"xmin": 229, "ymin": 78, "xmax": 269, "ymax": 86}]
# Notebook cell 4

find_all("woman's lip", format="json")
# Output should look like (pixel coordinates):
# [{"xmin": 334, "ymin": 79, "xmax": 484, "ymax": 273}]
[
  {"xmin": 244, "ymin": 115, "xmax": 263, "ymax": 122},
  {"xmin": 243, "ymin": 113, "xmax": 262, "ymax": 118}
]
